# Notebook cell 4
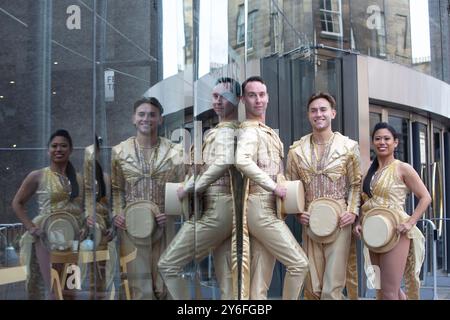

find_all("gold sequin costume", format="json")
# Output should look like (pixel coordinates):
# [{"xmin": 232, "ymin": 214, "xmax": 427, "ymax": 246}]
[
  {"xmin": 111, "ymin": 136, "xmax": 184, "ymax": 300},
  {"xmin": 235, "ymin": 120, "xmax": 309, "ymax": 300},
  {"xmin": 287, "ymin": 132, "xmax": 361, "ymax": 300},
  {"xmin": 19, "ymin": 167, "xmax": 83, "ymax": 299},
  {"xmin": 361, "ymin": 160, "xmax": 425, "ymax": 300}
]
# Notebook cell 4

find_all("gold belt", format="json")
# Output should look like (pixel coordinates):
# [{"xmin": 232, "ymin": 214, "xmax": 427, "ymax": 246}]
[
  {"xmin": 248, "ymin": 185, "xmax": 271, "ymax": 194},
  {"xmin": 210, "ymin": 175, "xmax": 231, "ymax": 187},
  {"xmin": 205, "ymin": 185, "xmax": 231, "ymax": 194}
]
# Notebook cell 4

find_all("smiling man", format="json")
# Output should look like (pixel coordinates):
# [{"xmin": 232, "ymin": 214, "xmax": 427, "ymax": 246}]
[
  {"xmin": 158, "ymin": 77, "xmax": 241, "ymax": 300},
  {"xmin": 286, "ymin": 92, "xmax": 361, "ymax": 300},
  {"xmin": 235, "ymin": 76, "xmax": 309, "ymax": 300},
  {"xmin": 111, "ymin": 97, "xmax": 185, "ymax": 300}
]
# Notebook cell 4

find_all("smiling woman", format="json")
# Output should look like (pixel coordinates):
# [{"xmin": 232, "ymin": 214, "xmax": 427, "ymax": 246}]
[
  {"xmin": 11, "ymin": 129, "xmax": 84, "ymax": 299},
  {"xmin": 354, "ymin": 122, "xmax": 431, "ymax": 300}
]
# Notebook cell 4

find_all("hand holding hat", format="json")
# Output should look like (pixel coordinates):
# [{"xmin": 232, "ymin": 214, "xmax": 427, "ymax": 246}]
[
  {"xmin": 339, "ymin": 212, "xmax": 356, "ymax": 228},
  {"xmin": 177, "ymin": 185, "xmax": 188, "ymax": 200},
  {"xmin": 273, "ymin": 184, "xmax": 287, "ymax": 199},
  {"xmin": 297, "ymin": 212, "xmax": 310, "ymax": 226},
  {"xmin": 29, "ymin": 226, "xmax": 43, "ymax": 237},
  {"xmin": 275, "ymin": 175, "xmax": 306, "ymax": 220},
  {"xmin": 155, "ymin": 212, "xmax": 167, "ymax": 227},
  {"xmin": 113, "ymin": 214, "xmax": 127, "ymax": 230}
]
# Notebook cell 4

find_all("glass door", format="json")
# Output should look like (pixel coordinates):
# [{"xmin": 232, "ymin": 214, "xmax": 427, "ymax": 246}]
[{"xmin": 431, "ymin": 123, "xmax": 446, "ymax": 272}]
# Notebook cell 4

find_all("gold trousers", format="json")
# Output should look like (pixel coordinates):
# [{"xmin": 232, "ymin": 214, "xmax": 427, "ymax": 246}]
[
  {"xmin": 247, "ymin": 194, "xmax": 309, "ymax": 300},
  {"xmin": 119, "ymin": 231, "xmax": 166, "ymax": 300},
  {"xmin": 303, "ymin": 225, "xmax": 352, "ymax": 300},
  {"xmin": 158, "ymin": 193, "xmax": 233, "ymax": 299}
]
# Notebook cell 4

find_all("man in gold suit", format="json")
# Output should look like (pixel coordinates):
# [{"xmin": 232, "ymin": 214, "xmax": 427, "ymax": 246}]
[
  {"xmin": 158, "ymin": 77, "xmax": 241, "ymax": 299},
  {"xmin": 235, "ymin": 76, "xmax": 309, "ymax": 300},
  {"xmin": 111, "ymin": 97, "xmax": 185, "ymax": 300},
  {"xmin": 286, "ymin": 92, "xmax": 361, "ymax": 300}
]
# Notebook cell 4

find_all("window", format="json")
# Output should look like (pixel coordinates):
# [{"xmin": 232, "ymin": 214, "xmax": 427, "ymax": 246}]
[
  {"xmin": 388, "ymin": 115, "xmax": 409, "ymax": 163},
  {"xmin": 395, "ymin": 14, "xmax": 408, "ymax": 57},
  {"xmin": 247, "ymin": 11, "xmax": 257, "ymax": 49},
  {"xmin": 319, "ymin": 0, "xmax": 343, "ymax": 37},
  {"xmin": 377, "ymin": 12, "xmax": 387, "ymax": 57},
  {"xmin": 237, "ymin": 5, "xmax": 245, "ymax": 44},
  {"xmin": 236, "ymin": 5, "xmax": 257, "ymax": 49}
]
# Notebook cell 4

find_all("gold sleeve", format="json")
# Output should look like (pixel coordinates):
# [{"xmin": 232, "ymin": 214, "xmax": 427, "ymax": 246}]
[
  {"xmin": 286, "ymin": 148, "xmax": 300, "ymax": 181},
  {"xmin": 183, "ymin": 175, "xmax": 195, "ymax": 193},
  {"xmin": 346, "ymin": 143, "xmax": 362, "ymax": 215},
  {"xmin": 195, "ymin": 127, "xmax": 235, "ymax": 193},
  {"xmin": 235, "ymin": 127, "xmax": 277, "ymax": 191},
  {"xmin": 111, "ymin": 147, "xmax": 125, "ymax": 217}
]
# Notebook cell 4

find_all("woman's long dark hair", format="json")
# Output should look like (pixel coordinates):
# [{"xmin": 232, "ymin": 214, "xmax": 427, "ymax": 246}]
[
  {"xmin": 94, "ymin": 135, "xmax": 106, "ymax": 201},
  {"xmin": 362, "ymin": 122, "xmax": 398, "ymax": 197},
  {"xmin": 48, "ymin": 129, "xmax": 79, "ymax": 199}
]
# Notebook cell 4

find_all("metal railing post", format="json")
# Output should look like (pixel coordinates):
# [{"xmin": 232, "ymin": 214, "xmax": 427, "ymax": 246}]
[{"xmin": 419, "ymin": 218, "xmax": 438, "ymax": 300}]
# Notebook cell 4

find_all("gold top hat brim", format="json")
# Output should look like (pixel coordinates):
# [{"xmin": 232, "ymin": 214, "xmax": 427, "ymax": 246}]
[
  {"xmin": 276, "ymin": 175, "xmax": 306, "ymax": 220},
  {"xmin": 362, "ymin": 207, "xmax": 401, "ymax": 254},
  {"xmin": 124, "ymin": 200, "xmax": 159, "ymax": 239},
  {"xmin": 276, "ymin": 174, "xmax": 286, "ymax": 220},
  {"xmin": 42, "ymin": 211, "xmax": 80, "ymax": 251},
  {"xmin": 88, "ymin": 214, "xmax": 106, "ymax": 249},
  {"xmin": 165, "ymin": 181, "xmax": 190, "ymax": 219},
  {"xmin": 306, "ymin": 198, "xmax": 342, "ymax": 244}
]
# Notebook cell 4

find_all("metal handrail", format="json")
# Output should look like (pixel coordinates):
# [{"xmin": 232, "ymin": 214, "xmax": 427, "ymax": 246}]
[
  {"xmin": 0, "ymin": 223, "xmax": 23, "ymax": 228},
  {"xmin": 418, "ymin": 218, "xmax": 438, "ymax": 300}
]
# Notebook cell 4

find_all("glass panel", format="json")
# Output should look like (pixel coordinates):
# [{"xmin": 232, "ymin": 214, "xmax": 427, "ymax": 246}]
[
  {"xmin": 349, "ymin": 0, "xmax": 447, "ymax": 82},
  {"xmin": 388, "ymin": 115, "xmax": 409, "ymax": 162},
  {"xmin": 2, "ymin": 0, "xmax": 447, "ymax": 302},
  {"xmin": 432, "ymin": 129, "xmax": 445, "ymax": 269},
  {"xmin": 0, "ymin": 0, "xmax": 96, "ymax": 299},
  {"xmin": 369, "ymin": 112, "xmax": 382, "ymax": 160}
]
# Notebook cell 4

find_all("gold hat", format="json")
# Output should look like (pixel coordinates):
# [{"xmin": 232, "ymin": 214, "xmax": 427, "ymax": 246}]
[
  {"xmin": 88, "ymin": 214, "xmax": 106, "ymax": 249},
  {"xmin": 124, "ymin": 200, "xmax": 159, "ymax": 242},
  {"xmin": 306, "ymin": 198, "xmax": 342, "ymax": 244},
  {"xmin": 276, "ymin": 174, "xmax": 305, "ymax": 220},
  {"xmin": 361, "ymin": 207, "xmax": 401, "ymax": 254},
  {"xmin": 42, "ymin": 211, "xmax": 80, "ymax": 251},
  {"xmin": 165, "ymin": 182, "xmax": 190, "ymax": 219}
]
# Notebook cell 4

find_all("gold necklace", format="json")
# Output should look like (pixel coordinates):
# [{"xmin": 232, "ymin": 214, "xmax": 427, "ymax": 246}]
[{"xmin": 312, "ymin": 133, "xmax": 334, "ymax": 145}]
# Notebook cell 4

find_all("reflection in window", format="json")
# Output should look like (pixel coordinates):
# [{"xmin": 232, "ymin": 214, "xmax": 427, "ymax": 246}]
[
  {"xmin": 237, "ymin": 5, "xmax": 245, "ymax": 45},
  {"xmin": 410, "ymin": 0, "xmax": 431, "ymax": 64},
  {"xmin": 388, "ymin": 115, "xmax": 409, "ymax": 163},
  {"xmin": 320, "ymin": 0, "xmax": 342, "ymax": 37},
  {"xmin": 236, "ymin": 6, "xmax": 257, "ymax": 49},
  {"xmin": 369, "ymin": 112, "xmax": 382, "ymax": 160},
  {"xmin": 247, "ymin": 11, "xmax": 257, "ymax": 49},
  {"xmin": 377, "ymin": 11, "xmax": 387, "ymax": 57},
  {"xmin": 395, "ymin": 14, "xmax": 408, "ymax": 57}
]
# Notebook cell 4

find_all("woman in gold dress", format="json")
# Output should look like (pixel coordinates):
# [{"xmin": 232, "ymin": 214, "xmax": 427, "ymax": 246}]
[
  {"xmin": 354, "ymin": 122, "xmax": 431, "ymax": 300},
  {"xmin": 12, "ymin": 129, "xmax": 83, "ymax": 299}
]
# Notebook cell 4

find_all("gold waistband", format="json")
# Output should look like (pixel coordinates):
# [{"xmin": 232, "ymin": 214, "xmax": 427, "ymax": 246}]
[
  {"xmin": 204, "ymin": 185, "xmax": 231, "ymax": 194},
  {"xmin": 249, "ymin": 185, "xmax": 271, "ymax": 194},
  {"xmin": 210, "ymin": 175, "xmax": 231, "ymax": 187}
]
